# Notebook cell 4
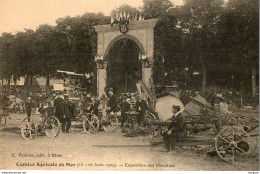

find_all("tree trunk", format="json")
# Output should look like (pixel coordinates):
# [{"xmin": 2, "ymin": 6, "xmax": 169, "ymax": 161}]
[
  {"xmin": 14, "ymin": 78, "xmax": 17, "ymax": 93},
  {"xmin": 231, "ymin": 74, "xmax": 235, "ymax": 89},
  {"xmin": 7, "ymin": 77, "xmax": 10, "ymax": 94},
  {"xmin": 30, "ymin": 75, "xmax": 33, "ymax": 86},
  {"xmin": 24, "ymin": 74, "xmax": 28, "ymax": 92},
  {"xmin": 202, "ymin": 63, "xmax": 207, "ymax": 94},
  {"xmin": 46, "ymin": 74, "xmax": 50, "ymax": 91},
  {"xmin": 252, "ymin": 66, "xmax": 256, "ymax": 98},
  {"xmin": 125, "ymin": 70, "xmax": 127, "ymax": 92},
  {"xmin": 13, "ymin": 75, "xmax": 17, "ymax": 89}
]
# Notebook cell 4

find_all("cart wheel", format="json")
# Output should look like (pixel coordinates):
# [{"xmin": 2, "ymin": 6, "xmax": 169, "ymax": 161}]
[
  {"xmin": 102, "ymin": 116, "xmax": 119, "ymax": 133},
  {"xmin": 124, "ymin": 125, "xmax": 131, "ymax": 134},
  {"xmin": 0, "ymin": 115, "xmax": 6, "ymax": 125},
  {"xmin": 45, "ymin": 116, "xmax": 61, "ymax": 138},
  {"xmin": 83, "ymin": 114, "xmax": 100, "ymax": 133},
  {"xmin": 215, "ymin": 126, "xmax": 251, "ymax": 162},
  {"xmin": 149, "ymin": 128, "xmax": 161, "ymax": 145},
  {"xmin": 142, "ymin": 125, "xmax": 158, "ymax": 142},
  {"xmin": 245, "ymin": 129, "xmax": 258, "ymax": 156},
  {"xmin": 21, "ymin": 118, "xmax": 36, "ymax": 140}
]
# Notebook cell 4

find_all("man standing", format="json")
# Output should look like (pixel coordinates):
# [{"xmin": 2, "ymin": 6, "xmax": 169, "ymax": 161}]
[
  {"xmin": 54, "ymin": 91, "xmax": 65, "ymax": 126},
  {"xmin": 25, "ymin": 97, "xmax": 33, "ymax": 121},
  {"xmin": 63, "ymin": 94, "xmax": 71, "ymax": 133},
  {"xmin": 120, "ymin": 96, "xmax": 130, "ymax": 127},
  {"xmin": 162, "ymin": 105, "xmax": 186, "ymax": 152},
  {"xmin": 135, "ymin": 95, "xmax": 148, "ymax": 125},
  {"xmin": 106, "ymin": 89, "xmax": 118, "ymax": 114}
]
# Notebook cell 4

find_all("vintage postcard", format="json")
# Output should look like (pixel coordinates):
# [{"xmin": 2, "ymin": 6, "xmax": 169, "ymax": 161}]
[{"xmin": 0, "ymin": 0, "xmax": 259, "ymax": 172}]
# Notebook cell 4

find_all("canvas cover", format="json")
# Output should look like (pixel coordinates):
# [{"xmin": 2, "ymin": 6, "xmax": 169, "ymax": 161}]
[{"xmin": 156, "ymin": 95, "xmax": 184, "ymax": 122}]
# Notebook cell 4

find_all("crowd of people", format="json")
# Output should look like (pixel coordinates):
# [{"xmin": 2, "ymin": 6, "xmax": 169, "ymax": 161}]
[
  {"xmin": 1, "ymin": 87, "xmax": 188, "ymax": 153},
  {"xmin": 16, "ymin": 87, "xmax": 152, "ymax": 134}
]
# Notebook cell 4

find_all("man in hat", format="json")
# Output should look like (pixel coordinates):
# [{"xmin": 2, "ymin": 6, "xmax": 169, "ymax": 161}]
[
  {"xmin": 106, "ymin": 89, "xmax": 118, "ymax": 114},
  {"xmin": 54, "ymin": 91, "xmax": 66, "ymax": 128},
  {"xmin": 25, "ymin": 97, "xmax": 33, "ymax": 121},
  {"xmin": 63, "ymin": 94, "xmax": 71, "ymax": 133},
  {"xmin": 162, "ymin": 105, "xmax": 186, "ymax": 152},
  {"xmin": 88, "ymin": 97, "xmax": 100, "ymax": 116},
  {"xmin": 120, "ymin": 96, "xmax": 130, "ymax": 127}
]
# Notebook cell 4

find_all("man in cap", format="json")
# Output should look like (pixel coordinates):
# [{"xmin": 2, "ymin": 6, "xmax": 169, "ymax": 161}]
[
  {"xmin": 63, "ymin": 94, "xmax": 71, "ymax": 133},
  {"xmin": 162, "ymin": 105, "xmax": 186, "ymax": 152},
  {"xmin": 25, "ymin": 97, "xmax": 33, "ymax": 121}
]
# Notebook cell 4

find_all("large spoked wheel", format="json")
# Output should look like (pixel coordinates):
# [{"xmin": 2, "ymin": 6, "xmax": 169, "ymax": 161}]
[
  {"xmin": 241, "ymin": 118, "xmax": 259, "ymax": 155},
  {"xmin": 102, "ymin": 115, "xmax": 119, "ymax": 133},
  {"xmin": 143, "ymin": 112, "xmax": 158, "ymax": 141},
  {"xmin": 21, "ymin": 118, "xmax": 36, "ymax": 140},
  {"xmin": 0, "ymin": 115, "xmax": 7, "ymax": 125},
  {"xmin": 83, "ymin": 114, "xmax": 100, "ymax": 133},
  {"xmin": 215, "ymin": 126, "xmax": 251, "ymax": 163},
  {"xmin": 144, "ymin": 124, "xmax": 159, "ymax": 141},
  {"xmin": 44, "ymin": 116, "xmax": 61, "ymax": 138},
  {"xmin": 123, "ymin": 121, "xmax": 135, "ymax": 135}
]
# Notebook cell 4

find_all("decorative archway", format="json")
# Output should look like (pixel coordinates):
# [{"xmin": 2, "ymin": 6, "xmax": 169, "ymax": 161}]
[
  {"xmin": 103, "ymin": 34, "xmax": 145, "ymax": 59},
  {"xmin": 94, "ymin": 19, "xmax": 157, "ymax": 96}
]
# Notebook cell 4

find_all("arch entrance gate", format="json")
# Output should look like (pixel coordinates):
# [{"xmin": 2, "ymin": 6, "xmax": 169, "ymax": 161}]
[{"xmin": 94, "ymin": 19, "xmax": 157, "ymax": 96}]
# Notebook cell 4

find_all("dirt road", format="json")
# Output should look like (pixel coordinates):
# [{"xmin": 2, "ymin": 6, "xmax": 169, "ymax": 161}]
[{"xmin": 0, "ymin": 113, "xmax": 259, "ymax": 171}]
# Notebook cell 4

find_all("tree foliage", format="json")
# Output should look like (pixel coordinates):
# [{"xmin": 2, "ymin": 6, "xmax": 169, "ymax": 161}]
[
  {"xmin": 0, "ymin": 0, "xmax": 258, "ymax": 98},
  {"xmin": 142, "ymin": 0, "xmax": 173, "ymax": 19}
]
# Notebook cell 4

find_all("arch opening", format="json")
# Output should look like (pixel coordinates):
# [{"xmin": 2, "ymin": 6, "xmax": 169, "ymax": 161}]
[
  {"xmin": 106, "ymin": 38, "xmax": 142, "ymax": 93},
  {"xmin": 103, "ymin": 34, "xmax": 145, "ymax": 60}
]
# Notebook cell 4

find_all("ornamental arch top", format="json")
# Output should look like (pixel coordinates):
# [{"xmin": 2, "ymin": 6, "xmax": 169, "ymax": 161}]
[{"xmin": 94, "ymin": 19, "xmax": 157, "ymax": 96}]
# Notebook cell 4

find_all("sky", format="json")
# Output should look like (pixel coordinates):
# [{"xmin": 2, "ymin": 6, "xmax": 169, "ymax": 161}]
[{"xmin": 0, "ymin": 0, "xmax": 183, "ymax": 35}]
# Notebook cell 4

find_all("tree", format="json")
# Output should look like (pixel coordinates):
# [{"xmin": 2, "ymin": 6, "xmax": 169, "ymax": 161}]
[
  {"xmin": 53, "ymin": 13, "xmax": 109, "ymax": 93},
  {"xmin": 142, "ymin": 1, "xmax": 188, "ymax": 86},
  {"xmin": 34, "ymin": 24, "xmax": 57, "ymax": 90},
  {"xmin": 218, "ymin": 0, "xmax": 258, "ymax": 99},
  {"xmin": 179, "ymin": 0, "xmax": 224, "ymax": 93},
  {"xmin": 14, "ymin": 29, "xmax": 37, "ymax": 90},
  {"xmin": 0, "ymin": 33, "xmax": 16, "ymax": 92},
  {"xmin": 142, "ymin": 0, "xmax": 173, "ymax": 19}
]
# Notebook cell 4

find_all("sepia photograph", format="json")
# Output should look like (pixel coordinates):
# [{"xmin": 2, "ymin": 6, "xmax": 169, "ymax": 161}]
[{"xmin": 0, "ymin": 0, "xmax": 259, "ymax": 172}]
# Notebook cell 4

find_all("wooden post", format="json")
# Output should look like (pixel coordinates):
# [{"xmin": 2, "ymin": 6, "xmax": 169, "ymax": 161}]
[
  {"xmin": 46, "ymin": 74, "xmax": 50, "ymax": 91},
  {"xmin": 252, "ymin": 66, "xmax": 256, "ymax": 98},
  {"xmin": 202, "ymin": 63, "xmax": 207, "ymax": 94}
]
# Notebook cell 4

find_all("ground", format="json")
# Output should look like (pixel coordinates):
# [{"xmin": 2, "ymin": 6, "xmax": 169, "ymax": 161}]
[{"xmin": 0, "ymin": 112, "xmax": 259, "ymax": 171}]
